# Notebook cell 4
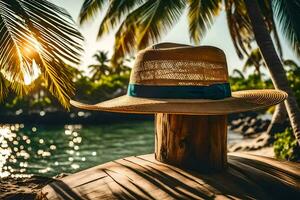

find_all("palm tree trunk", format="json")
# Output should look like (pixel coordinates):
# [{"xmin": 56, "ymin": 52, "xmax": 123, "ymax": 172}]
[
  {"xmin": 266, "ymin": 103, "xmax": 288, "ymax": 142},
  {"xmin": 244, "ymin": 0, "xmax": 300, "ymax": 145}
]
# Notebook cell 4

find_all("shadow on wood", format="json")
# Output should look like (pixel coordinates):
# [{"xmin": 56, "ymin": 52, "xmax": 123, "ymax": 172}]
[{"xmin": 40, "ymin": 153, "xmax": 300, "ymax": 200}]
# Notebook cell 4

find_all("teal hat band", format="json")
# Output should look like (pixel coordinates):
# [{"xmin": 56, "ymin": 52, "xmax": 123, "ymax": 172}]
[{"xmin": 127, "ymin": 83, "xmax": 231, "ymax": 100}]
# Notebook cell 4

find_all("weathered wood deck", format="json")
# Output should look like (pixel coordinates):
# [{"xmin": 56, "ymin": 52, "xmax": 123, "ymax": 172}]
[{"xmin": 41, "ymin": 153, "xmax": 300, "ymax": 199}]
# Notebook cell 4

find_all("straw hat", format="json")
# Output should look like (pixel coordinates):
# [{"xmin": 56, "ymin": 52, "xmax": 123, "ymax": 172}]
[{"xmin": 71, "ymin": 43, "xmax": 287, "ymax": 115}]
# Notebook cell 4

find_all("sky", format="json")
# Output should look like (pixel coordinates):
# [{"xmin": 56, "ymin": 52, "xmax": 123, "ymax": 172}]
[{"xmin": 51, "ymin": 0, "xmax": 297, "ymax": 76}]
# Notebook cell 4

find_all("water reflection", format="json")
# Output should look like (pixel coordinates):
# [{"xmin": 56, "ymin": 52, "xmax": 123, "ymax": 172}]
[
  {"xmin": 0, "ymin": 124, "xmax": 87, "ymax": 177},
  {"xmin": 0, "ymin": 124, "xmax": 30, "ymax": 178},
  {"xmin": 0, "ymin": 121, "xmax": 242, "ymax": 178},
  {"xmin": 0, "ymin": 122, "xmax": 154, "ymax": 178}
]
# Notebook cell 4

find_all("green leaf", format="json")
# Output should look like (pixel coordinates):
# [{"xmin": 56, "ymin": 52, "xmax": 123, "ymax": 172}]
[
  {"xmin": 97, "ymin": 0, "xmax": 143, "ymax": 38},
  {"xmin": 79, "ymin": 0, "xmax": 106, "ymax": 25},
  {"xmin": 0, "ymin": 72, "xmax": 8, "ymax": 101},
  {"xmin": 187, "ymin": 0, "xmax": 221, "ymax": 44},
  {"xmin": 112, "ymin": 0, "xmax": 186, "ymax": 62},
  {"xmin": 272, "ymin": 0, "xmax": 300, "ymax": 57}
]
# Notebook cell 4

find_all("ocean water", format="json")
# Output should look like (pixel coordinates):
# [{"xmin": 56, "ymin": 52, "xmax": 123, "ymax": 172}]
[{"xmin": 0, "ymin": 121, "xmax": 242, "ymax": 178}]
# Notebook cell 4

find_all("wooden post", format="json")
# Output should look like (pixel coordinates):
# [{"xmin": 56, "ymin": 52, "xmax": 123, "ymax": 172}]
[{"xmin": 155, "ymin": 113, "xmax": 227, "ymax": 172}]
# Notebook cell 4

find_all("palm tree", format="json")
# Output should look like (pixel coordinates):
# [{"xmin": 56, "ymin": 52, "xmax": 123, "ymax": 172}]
[
  {"xmin": 232, "ymin": 69, "xmax": 245, "ymax": 79},
  {"xmin": 78, "ymin": 1, "xmax": 283, "ymax": 60},
  {"xmin": 79, "ymin": 0, "xmax": 300, "ymax": 145},
  {"xmin": 0, "ymin": 0, "xmax": 83, "ymax": 108},
  {"xmin": 243, "ymin": 48, "xmax": 265, "ymax": 77},
  {"xmin": 113, "ymin": 57, "xmax": 133, "ymax": 75},
  {"xmin": 244, "ymin": 0, "xmax": 300, "ymax": 145},
  {"xmin": 88, "ymin": 51, "xmax": 111, "ymax": 81}
]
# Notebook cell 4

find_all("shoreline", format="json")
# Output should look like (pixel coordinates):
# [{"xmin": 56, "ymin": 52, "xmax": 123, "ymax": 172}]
[{"xmin": 0, "ymin": 110, "xmax": 264, "ymax": 125}]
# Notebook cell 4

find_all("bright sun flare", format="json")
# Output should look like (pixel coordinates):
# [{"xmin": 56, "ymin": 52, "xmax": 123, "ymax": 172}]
[
  {"xmin": 22, "ymin": 38, "xmax": 42, "ymax": 85},
  {"xmin": 23, "ymin": 60, "xmax": 41, "ymax": 85}
]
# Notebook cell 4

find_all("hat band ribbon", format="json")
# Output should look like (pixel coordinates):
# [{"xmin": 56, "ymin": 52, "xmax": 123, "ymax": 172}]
[{"xmin": 127, "ymin": 83, "xmax": 231, "ymax": 99}]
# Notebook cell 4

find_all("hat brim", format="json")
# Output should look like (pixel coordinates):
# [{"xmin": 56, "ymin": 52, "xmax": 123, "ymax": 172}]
[{"xmin": 70, "ymin": 89, "xmax": 287, "ymax": 115}]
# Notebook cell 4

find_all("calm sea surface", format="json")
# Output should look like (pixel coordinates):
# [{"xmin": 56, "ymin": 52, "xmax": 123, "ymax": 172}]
[{"xmin": 0, "ymin": 121, "xmax": 242, "ymax": 178}]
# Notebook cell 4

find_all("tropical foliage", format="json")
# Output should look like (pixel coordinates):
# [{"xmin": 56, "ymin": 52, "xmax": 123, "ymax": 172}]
[
  {"xmin": 78, "ymin": 0, "xmax": 300, "ymax": 146},
  {"xmin": 285, "ymin": 60, "xmax": 300, "ymax": 103},
  {"xmin": 272, "ymin": 0, "xmax": 300, "ymax": 57},
  {"xmin": 232, "ymin": 59, "xmax": 300, "ymax": 102},
  {"xmin": 79, "ymin": 0, "xmax": 299, "ymax": 61},
  {"xmin": 242, "ymin": 48, "xmax": 265, "ymax": 77},
  {"xmin": 274, "ymin": 127, "xmax": 300, "ymax": 161},
  {"xmin": 0, "ymin": 0, "xmax": 83, "ymax": 108},
  {"xmin": 88, "ymin": 51, "xmax": 111, "ymax": 81},
  {"xmin": 0, "ymin": 51, "xmax": 132, "ymax": 113},
  {"xmin": 230, "ymin": 73, "xmax": 273, "ymax": 91}
]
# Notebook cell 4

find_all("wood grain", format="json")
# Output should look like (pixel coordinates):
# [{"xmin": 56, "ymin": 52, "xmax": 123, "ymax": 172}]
[
  {"xmin": 40, "ymin": 153, "xmax": 300, "ymax": 200},
  {"xmin": 155, "ymin": 114, "xmax": 227, "ymax": 172}
]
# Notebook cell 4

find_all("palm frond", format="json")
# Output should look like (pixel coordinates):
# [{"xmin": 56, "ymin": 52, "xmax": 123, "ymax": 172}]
[
  {"xmin": 0, "ymin": 0, "xmax": 35, "ymax": 84},
  {"xmin": 271, "ymin": 15, "xmax": 283, "ymax": 58},
  {"xmin": 263, "ymin": 0, "xmax": 283, "ymax": 57},
  {"xmin": 79, "ymin": 0, "xmax": 107, "ymax": 25},
  {"xmin": 8, "ymin": 78, "xmax": 32, "ymax": 97},
  {"xmin": 0, "ymin": 72, "xmax": 8, "ymax": 101},
  {"xmin": 0, "ymin": 0, "xmax": 83, "ymax": 108},
  {"xmin": 243, "ymin": 48, "xmax": 262, "ymax": 71},
  {"xmin": 225, "ymin": 0, "xmax": 279, "ymax": 59},
  {"xmin": 97, "ymin": 0, "xmax": 143, "ymax": 38},
  {"xmin": 232, "ymin": 69, "xmax": 245, "ymax": 78},
  {"xmin": 93, "ymin": 50, "xmax": 109, "ymax": 63},
  {"xmin": 111, "ymin": 12, "xmax": 137, "ymax": 63},
  {"xmin": 272, "ymin": 0, "xmax": 300, "ymax": 57},
  {"xmin": 225, "ymin": 0, "xmax": 254, "ymax": 58},
  {"xmin": 137, "ymin": 0, "xmax": 186, "ymax": 49},
  {"xmin": 187, "ymin": 0, "xmax": 221, "ymax": 44},
  {"xmin": 283, "ymin": 59, "xmax": 299, "ymax": 70},
  {"xmin": 40, "ymin": 58, "xmax": 75, "ymax": 107},
  {"xmin": 112, "ymin": 0, "xmax": 186, "ymax": 62}
]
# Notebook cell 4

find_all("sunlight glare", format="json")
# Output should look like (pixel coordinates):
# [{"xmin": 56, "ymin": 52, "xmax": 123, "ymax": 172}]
[{"xmin": 23, "ymin": 59, "xmax": 41, "ymax": 85}]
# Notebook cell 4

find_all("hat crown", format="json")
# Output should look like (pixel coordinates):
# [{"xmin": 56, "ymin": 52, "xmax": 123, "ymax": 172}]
[{"xmin": 130, "ymin": 43, "xmax": 229, "ymax": 86}]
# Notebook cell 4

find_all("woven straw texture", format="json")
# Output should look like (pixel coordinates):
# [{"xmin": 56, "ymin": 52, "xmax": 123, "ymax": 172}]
[
  {"xmin": 71, "ymin": 90, "xmax": 287, "ymax": 115},
  {"xmin": 71, "ymin": 43, "xmax": 287, "ymax": 114},
  {"xmin": 130, "ymin": 44, "xmax": 228, "ymax": 86}
]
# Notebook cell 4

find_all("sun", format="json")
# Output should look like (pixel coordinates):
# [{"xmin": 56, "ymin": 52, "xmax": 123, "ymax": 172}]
[
  {"xmin": 22, "ymin": 37, "xmax": 42, "ymax": 85},
  {"xmin": 22, "ymin": 37, "xmax": 42, "ymax": 56},
  {"xmin": 23, "ymin": 60, "xmax": 41, "ymax": 85}
]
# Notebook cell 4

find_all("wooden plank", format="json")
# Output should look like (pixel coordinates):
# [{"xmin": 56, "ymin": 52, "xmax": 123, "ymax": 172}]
[
  {"xmin": 134, "ymin": 155, "xmax": 270, "ymax": 199},
  {"xmin": 41, "ymin": 153, "xmax": 300, "ymax": 200}
]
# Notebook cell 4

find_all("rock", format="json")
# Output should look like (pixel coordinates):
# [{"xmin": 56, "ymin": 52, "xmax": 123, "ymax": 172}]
[
  {"xmin": 253, "ymin": 118, "xmax": 263, "ymax": 127},
  {"xmin": 254, "ymin": 126, "xmax": 262, "ymax": 133},
  {"xmin": 244, "ymin": 127, "xmax": 256, "ymax": 137},
  {"xmin": 232, "ymin": 123, "xmax": 245, "ymax": 132},
  {"xmin": 260, "ymin": 120, "xmax": 271, "ymax": 132},
  {"xmin": 243, "ymin": 116, "xmax": 252, "ymax": 123},
  {"xmin": 248, "ymin": 118, "xmax": 257, "ymax": 127},
  {"xmin": 231, "ymin": 118, "xmax": 243, "ymax": 126},
  {"xmin": 230, "ymin": 119, "xmax": 244, "ymax": 130},
  {"xmin": 241, "ymin": 125, "xmax": 250, "ymax": 133}
]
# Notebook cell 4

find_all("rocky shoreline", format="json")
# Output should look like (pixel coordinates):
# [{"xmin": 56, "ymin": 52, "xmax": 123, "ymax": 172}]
[{"xmin": 228, "ymin": 112, "xmax": 271, "ymax": 137}]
